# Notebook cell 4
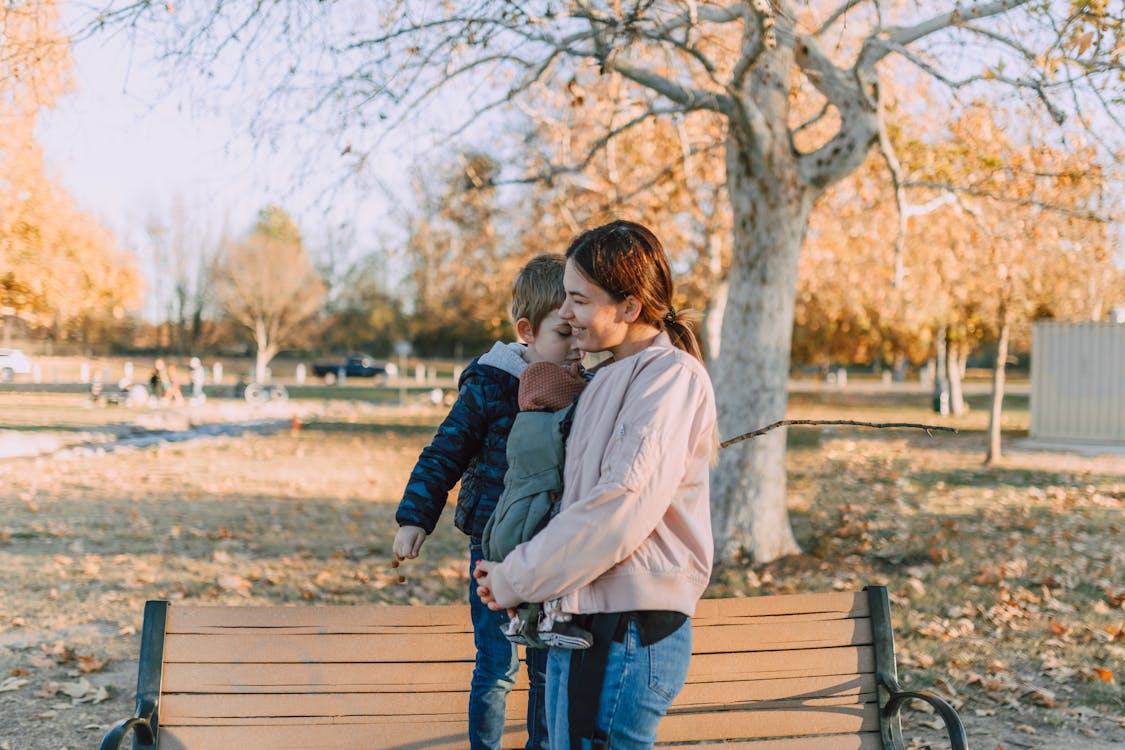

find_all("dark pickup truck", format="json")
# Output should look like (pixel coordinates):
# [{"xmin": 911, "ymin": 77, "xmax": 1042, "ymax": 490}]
[{"xmin": 312, "ymin": 354, "xmax": 389, "ymax": 384}]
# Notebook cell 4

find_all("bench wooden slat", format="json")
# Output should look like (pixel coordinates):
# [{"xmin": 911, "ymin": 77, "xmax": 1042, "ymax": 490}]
[
  {"xmin": 162, "ymin": 681, "xmax": 879, "ymax": 722},
  {"xmin": 668, "ymin": 733, "xmax": 883, "ymax": 749},
  {"xmin": 692, "ymin": 618, "xmax": 873, "ymax": 652},
  {"xmin": 169, "ymin": 611, "xmax": 864, "ymax": 635},
  {"xmin": 160, "ymin": 728, "xmax": 886, "ymax": 750},
  {"xmin": 689, "ymin": 645, "xmax": 875, "ymax": 681},
  {"xmin": 162, "ymin": 691, "xmax": 485, "ymax": 721},
  {"xmin": 162, "ymin": 632, "xmax": 478, "ymax": 663},
  {"xmin": 163, "ymin": 592, "xmax": 867, "ymax": 635},
  {"xmin": 162, "ymin": 660, "xmax": 490, "ymax": 693},
  {"xmin": 161, "ymin": 646, "xmax": 875, "ymax": 693},
  {"xmin": 160, "ymin": 724, "xmax": 884, "ymax": 750},
  {"xmin": 161, "ymin": 702, "xmax": 880, "ymax": 744},
  {"xmin": 160, "ymin": 619, "xmax": 872, "ymax": 664},
  {"xmin": 693, "ymin": 591, "xmax": 868, "ymax": 619},
  {"xmin": 676, "ymin": 675, "xmax": 877, "ymax": 705},
  {"xmin": 166, "ymin": 603, "xmax": 472, "ymax": 631},
  {"xmin": 160, "ymin": 721, "xmax": 528, "ymax": 750},
  {"xmin": 658, "ymin": 701, "xmax": 880, "ymax": 742}
]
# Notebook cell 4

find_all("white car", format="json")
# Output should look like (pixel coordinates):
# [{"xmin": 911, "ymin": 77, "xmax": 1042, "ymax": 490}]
[{"xmin": 0, "ymin": 348, "xmax": 31, "ymax": 381}]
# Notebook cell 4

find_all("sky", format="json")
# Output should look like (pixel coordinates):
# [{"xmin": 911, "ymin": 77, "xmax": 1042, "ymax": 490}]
[
  {"xmin": 34, "ymin": 17, "xmax": 429, "ymax": 317},
  {"xmin": 39, "ymin": 35, "xmax": 287, "ymax": 245}
]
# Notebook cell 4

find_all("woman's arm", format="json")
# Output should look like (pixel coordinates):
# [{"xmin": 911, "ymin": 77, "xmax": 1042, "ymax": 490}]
[{"xmin": 486, "ymin": 359, "xmax": 714, "ymax": 608}]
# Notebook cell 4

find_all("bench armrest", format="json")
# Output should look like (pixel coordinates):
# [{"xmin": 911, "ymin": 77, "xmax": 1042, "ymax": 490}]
[
  {"xmin": 878, "ymin": 672, "xmax": 968, "ymax": 750},
  {"xmin": 99, "ymin": 713, "xmax": 156, "ymax": 749},
  {"xmin": 103, "ymin": 601, "xmax": 168, "ymax": 750}
]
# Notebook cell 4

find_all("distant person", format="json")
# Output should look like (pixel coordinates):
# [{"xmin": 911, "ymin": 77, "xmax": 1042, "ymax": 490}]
[
  {"xmin": 88, "ymin": 371, "xmax": 105, "ymax": 403},
  {"xmin": 232, "ymin": 373, "xmax": 248, "ymax": 399},
  {"xmin": 164, "ymin": 364, "xmax": 184, "ymax": 405},
  {"xmin": 189, "ymin": 357, "xmax": 207, "ymax": 404},
  {"xmin": 392, "ymin": 254, "xmax": 580, "ymax": 750},
  {"xmin": 148, "ymin": 359, "xmax": 167, "ymax": 402},
  {"xmin": 474, "ymin": 221, "xmax": 717, "ymax": 749}
]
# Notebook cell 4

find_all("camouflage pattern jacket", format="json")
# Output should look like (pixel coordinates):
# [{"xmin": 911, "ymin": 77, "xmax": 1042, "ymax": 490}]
[{"xmin": 394, "ymin": 342, "xmax": 526, "ymax": 542}]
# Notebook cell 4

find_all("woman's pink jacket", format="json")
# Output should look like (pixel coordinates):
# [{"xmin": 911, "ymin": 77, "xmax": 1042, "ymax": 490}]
[{"xmin": 486, "ymin": 333, "xmax": 717, "ymax": 617}]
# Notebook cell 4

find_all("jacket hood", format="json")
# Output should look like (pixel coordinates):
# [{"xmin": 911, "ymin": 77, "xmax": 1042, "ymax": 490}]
[{"xmin": 478, "ymin": 341, "xmax": 528, "ymax": 379}]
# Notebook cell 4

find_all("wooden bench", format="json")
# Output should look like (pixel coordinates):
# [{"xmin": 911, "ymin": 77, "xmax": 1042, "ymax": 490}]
[{"xmin": 100, "ymin": 585, "xmax": 967, "ymax": 749}]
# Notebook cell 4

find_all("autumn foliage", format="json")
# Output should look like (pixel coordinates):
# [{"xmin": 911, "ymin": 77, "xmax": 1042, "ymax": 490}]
[{"xmin": 1, "ymin": 1, "xmax": 141, "ymax": 341}]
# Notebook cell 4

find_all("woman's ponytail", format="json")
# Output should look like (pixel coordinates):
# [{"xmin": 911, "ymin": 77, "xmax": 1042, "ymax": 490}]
[{"xmin": 662, "ymin": 307, "xmax": 703, "ymax": 362}]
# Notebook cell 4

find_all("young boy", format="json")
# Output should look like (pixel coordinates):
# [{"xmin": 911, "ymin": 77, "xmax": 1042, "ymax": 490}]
[{"xmin": 393, "ymin": 254, "xmax": 579, "ymax": 750}]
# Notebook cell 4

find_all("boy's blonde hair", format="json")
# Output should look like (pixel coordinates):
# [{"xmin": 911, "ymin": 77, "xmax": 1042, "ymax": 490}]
[{"xmin": 511, "ymin": 254, "xmax": 566, "ymax": 333}]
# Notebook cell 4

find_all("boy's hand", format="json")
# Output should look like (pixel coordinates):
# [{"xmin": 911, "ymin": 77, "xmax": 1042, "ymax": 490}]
[{"xmin": 393, "ymin": 526, "xmax": 427, "ymax": 560}]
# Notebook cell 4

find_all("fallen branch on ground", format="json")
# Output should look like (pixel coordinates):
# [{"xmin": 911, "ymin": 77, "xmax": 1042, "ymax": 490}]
[{"xmin": 720, "ymin": 420, "xmax": 958, "ymax": 448}]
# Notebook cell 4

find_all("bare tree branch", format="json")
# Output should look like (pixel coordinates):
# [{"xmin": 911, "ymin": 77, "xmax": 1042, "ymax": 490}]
[
  {"xmin": 903, "ymin": 180, "xmax": 1116, "ymax": 223},
  {"xmin": 874, "ymin": 78, "xmax": 908, "ymax": 290},
  {"xmin": 730, "ymin": 0, "xmax": 776, "ymax": 93},
  {"xmin": 721, "ymin": 419, "xmax": 959, "ymax": 447},
  {"xmin": 498, "ymin": 104, "xmax": 677, "ymax": 186},
  {"xmin": 792, "ymin": 101, "xmax": 831, "ymax": 137},
  {"xmin": 857, "ymin": 0, "xmax": 1034, "ymax": 72},
  {"xmin": 794, "ymin": 29, "xmax": 878, "ymax": 188},
  {"xmin": 816, "ymin": 0, "xmax": 871, "ymax": 37}
]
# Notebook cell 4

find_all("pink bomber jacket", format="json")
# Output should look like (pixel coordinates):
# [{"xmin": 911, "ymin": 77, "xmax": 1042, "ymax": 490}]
[{"xmin": 486, "ymin": 332, "xmax": 717, "ymax": 617}]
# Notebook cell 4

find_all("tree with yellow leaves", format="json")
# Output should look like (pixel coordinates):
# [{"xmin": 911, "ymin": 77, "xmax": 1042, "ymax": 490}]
[{"xmin": 1, "ymin": 1, "xmax": 141, "ymax": 344}]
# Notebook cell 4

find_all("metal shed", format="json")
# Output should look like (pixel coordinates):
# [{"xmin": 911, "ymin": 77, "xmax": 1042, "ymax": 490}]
[{"xmin": 1031, "ymin": 321, "xmax": 1125, "ymax": 443}]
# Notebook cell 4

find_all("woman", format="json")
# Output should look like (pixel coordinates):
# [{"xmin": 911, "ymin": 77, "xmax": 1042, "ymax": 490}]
[{"xmin": 474, "ymin": 220, "xmax": 717, "ymax": 749}]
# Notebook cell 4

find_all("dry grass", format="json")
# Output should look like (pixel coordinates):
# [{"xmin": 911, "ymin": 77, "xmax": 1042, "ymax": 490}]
[{"xmin": 0, "ymin": 389, "xmax": 1121, "ymax": 749}]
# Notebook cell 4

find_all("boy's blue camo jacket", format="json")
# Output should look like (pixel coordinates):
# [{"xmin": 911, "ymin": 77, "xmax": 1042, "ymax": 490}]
[{"xmin": 394, "ymin": 343, "xmax": 524, "ymax": 542}]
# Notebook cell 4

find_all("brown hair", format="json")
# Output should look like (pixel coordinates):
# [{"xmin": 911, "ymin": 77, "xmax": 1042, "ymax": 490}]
[
  {"xmin": 511, "ymin": 253, "xmax": 567, "ymax": 333},
  {"xmin": 565, "ymin": 220, "xmax": 702, "ymax": 361}
]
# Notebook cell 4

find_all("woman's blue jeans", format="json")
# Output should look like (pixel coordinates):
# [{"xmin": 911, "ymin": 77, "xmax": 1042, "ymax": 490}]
[
  {"xmin": 469, "ymin": 544, "xmax": 549, "ymax": 750},
  {"xmin": 545, "ymin": 616, "xmax": 691, "ymax": 749}
]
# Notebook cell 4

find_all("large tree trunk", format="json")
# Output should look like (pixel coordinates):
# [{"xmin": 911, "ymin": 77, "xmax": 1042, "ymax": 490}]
[
  {"xmin": 947, "ymin": 340, "xmax": 966, "ymax": 416},
  {"xmin": 703, "ymin": 231, "xmax": 727, "ymax": 365},
  {"xmin": 710, "ymin": 140, "xmax": 810, "ymax": 565},
  {"xmin": 985, "ymin": 313, "xmax": 1010, "ymax": 465},
  {"xmin": 703, "ymin": 278, "xmax": 728, "ymax": 367},
  {"xmin": 932, "ymin": 323, "xmax": 949, "ymax": 415}
]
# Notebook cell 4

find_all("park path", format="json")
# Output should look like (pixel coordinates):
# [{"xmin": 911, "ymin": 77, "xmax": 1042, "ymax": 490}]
[{"xmin": 0, "ymin": 402, "xmax": 306, "ymax": 460}]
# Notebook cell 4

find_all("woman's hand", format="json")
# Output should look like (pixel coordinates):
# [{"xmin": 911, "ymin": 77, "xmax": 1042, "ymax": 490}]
[{"xmin": 473, "ymin": 560, "xmax": 502, "ymax": 611}]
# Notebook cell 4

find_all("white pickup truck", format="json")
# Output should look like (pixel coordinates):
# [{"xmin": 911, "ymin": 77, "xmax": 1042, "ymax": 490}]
[{"xmin": 0, "ymin": 348, "xmax": 31, "ymax": 381}]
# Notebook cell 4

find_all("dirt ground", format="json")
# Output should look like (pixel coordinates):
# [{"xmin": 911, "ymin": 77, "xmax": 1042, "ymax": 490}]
[{"xmin": 0, "ymin": 392, "xmax": 1122, "ymax": 749}]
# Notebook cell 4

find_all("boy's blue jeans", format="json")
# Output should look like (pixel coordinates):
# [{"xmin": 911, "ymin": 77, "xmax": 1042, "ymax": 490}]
[
  {"xmin": 545, "ymin": 617, "xmax": 691, "ymax": 749},
  {"xmin": 469, "ymin": 544, "xmax": 549, "ymax": 750}
]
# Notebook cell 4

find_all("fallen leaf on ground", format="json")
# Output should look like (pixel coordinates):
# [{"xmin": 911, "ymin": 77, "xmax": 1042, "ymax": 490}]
[
  {"xmin": 37, "ymin": 677, "xmax": 111, "ymax": 704},
  {"xmin": 77, "ymin": 654, "xmax": 109, "ymax": 673},
  {"xmin": 0, "ymin": 677, "xmax": 29, "ymax": 692},
  {"xmin": 217, "ymin": 574, "xmax": 252, "ymax": 595}
]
